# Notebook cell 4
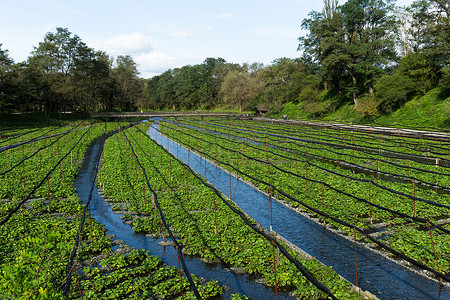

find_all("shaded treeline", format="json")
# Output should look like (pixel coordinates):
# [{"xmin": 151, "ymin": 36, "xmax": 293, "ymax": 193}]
[{"xmin": 0, "ymin": 0, "xmax": 448, "ymax": 118}]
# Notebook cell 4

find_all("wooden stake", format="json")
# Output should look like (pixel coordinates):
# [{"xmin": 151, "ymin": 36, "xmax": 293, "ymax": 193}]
[
  {"xmin": 271, "ymin": 240, "xmax": 279, "ymax": 300},
  {"xmin": 176, "ymin": 246, "xmax": 185, "ymax": 300},
  {"xmin": 321, "ymin": 183, "xmax": 325, "ymax": 228},
  {"xmin": 353, "ymin": 228, "xmax": 358, "ymax": 287},
  {"xmin": 436, "ymin": 158, "xmax": 439, "ymax": 188},
  {"xmin": 22, "ymin": 204, "xmax": 27, "ymax": 249},
  {"xmin": 427, "ymin": 223, "xmax": 443, "ymax": 286},
  {"xmin": 213, "ymin": 193, "xmax": 218, "ymax": 235},
  {"xmin": 369, "ymin": 182, "xmax": 372, "ymax": 225},
  {"xmin": 413, "ymin": 181, "xmax": 416, "ymax": 218},
  {"xmin": 73, "ymin": 265, "xmax": 84, "ymax": 300}
]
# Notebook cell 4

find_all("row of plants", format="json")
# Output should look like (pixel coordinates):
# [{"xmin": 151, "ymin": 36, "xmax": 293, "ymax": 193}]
[
  {"xmin": 162, "ymin": 119, "xmax": 450, "ymax": 223},
  {"xmin": 0, "ymin": 120, "xmax": 91, "ymax": 148},
  {"xmin": 0, "ymin": 119, "xmax": 120, "ymax": 298},
  {"xmin": 176, "ymin": 118, "xmax": 450, "ymax": 189},
  {"xmin": 207, "ymin": 118, "xmax": 450, "ymax": 157},
  {"xmin": 0, "ymin": 121, "xmax": 121, "ymax": 201},
  {"xmin": 1, "ymin": 119, "xmax": 215, "ymax": 299},
  {"xmin": 159, "ymin": 119, "xmax": 450, "ymax": 278},
  {"xmin": 97, "ymin": 122, "xmax": 363, "ymax": 299}
]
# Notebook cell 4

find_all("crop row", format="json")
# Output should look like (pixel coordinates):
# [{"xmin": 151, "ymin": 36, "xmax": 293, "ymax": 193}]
[
  {"xmin": 1, "ymin": 120, "xmax": 207, "ymax": 299},
  {"xmin": 202, "ymin": 118, "xmax": 450, "ymax": 157},
  {"xmin": 97, "ymin": 123, "xmax": 361, "ymax": 299},
  {"xmin": 175, "ymin": 118, "xmax": 450, "ymax": 189},
  {"xmin": 159, "ymin": 119, "xmax": 450, "ymax": 280},
  {"xmin": 0, "ymin": 120, "xmax": 121, "ymax": 298}
]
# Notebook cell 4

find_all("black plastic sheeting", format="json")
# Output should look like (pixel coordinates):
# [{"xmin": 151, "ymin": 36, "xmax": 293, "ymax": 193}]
[
  {"xmin": 73, "ymin": 127, "xmax": 292, "ymax": 299},
  {"xmin": 163, "ymin": 121, "xmax": 450, "ymax": 232},
  {"xmin": 121, "ymin": 127, "xmax": 202, "ymax": 299},
  {"xmin": 148, "ymin": 120, "xmax": 450, "ymax": 300},
  {"xmin": 133, "ymin": 125, "xmax": 338, "ymax": 300},
  {"xmin": 0, "ymin": 125, "xmax": 94, "ymax": 226}
]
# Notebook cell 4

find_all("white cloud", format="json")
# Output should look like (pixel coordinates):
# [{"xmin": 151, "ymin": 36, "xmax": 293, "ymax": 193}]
[
  {"xmin": 215, "ymin": 12, "xmax": 233, "ymax": 19},
  {"xmin": 135, "ymin": 50, "xmax": 205, "ymax": 78},
  {"xmin": 246, "ymin": 26, "xmax": 300, "ymax": 39},
  {"xmin": 103, "ymin": 33, "xmax": 154, "ymax": 55},
  {"xmin": 169, "ymin": 30, "xmax": 193, "ymax": 38}
]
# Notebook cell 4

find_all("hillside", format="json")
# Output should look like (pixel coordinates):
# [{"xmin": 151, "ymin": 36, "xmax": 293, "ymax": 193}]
[{"xmin": 273, "ymin": 87, "xmax": 450, "ymax": 130}]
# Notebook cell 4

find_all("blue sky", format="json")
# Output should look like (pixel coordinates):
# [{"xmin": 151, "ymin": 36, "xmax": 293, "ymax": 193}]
[{"xmin": 1, "ymin": 0, "xmax": 413, "ymax": 78}]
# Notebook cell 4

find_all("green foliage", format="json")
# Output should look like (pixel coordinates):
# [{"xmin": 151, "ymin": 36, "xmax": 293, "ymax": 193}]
[
  {"xmin": 98, "ymin": 123, "xmax": 360, "ymax": 299},
  {"xmin": 219, "ymin": 70, "xmax": 263, "ymax": 114},
  {"xmin": 375, "ymin": 73, "xmax": 416, "ymax": 113},
  {"xmin": 376, "ymin": 87, "xmax": 450, "ymax": 128}
]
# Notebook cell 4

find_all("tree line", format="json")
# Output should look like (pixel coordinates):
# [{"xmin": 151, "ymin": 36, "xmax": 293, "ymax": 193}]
[{"xmin": 0, "ymin": 0, "xmax": 448, "ymax": 117}]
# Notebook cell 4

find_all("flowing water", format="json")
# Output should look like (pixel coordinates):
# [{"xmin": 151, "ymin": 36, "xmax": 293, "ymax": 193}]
[
  {"xmin": 74, "ymin": 135, "xmax": 290, "ymax": 299},
  {"xmin": 147, "ymin": 120, "xmax": 450, "ymax": 300}
]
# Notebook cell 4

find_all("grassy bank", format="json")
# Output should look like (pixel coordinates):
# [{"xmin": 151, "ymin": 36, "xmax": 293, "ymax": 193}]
[{"xmin": 273, "ymin": 87, "xmax": 450, "ymax": 130}]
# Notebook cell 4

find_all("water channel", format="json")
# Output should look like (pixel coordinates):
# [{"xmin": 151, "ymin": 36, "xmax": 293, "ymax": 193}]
[
  {"xmin": 74, "ymin": 133, "xmax": 290, "ymax": 299},
  {"xmin": 147, "ymin": 120, "xmax": 450, "ymax": 300}
]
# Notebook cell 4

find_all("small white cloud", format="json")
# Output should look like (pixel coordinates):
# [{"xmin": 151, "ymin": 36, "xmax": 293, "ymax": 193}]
[
  {"xmin": 169, "ymin": 30, "xmax": 193, "ymax": 38},
  {"xmin": 246, "ymin": 26, "xmax": 299, "ymax": 39},
  {"xmin": 215, "ymin": 12, "xmax": 233, "ymax": 19},
  {"xmin": 135, "ymin": 50, "xmax": 205, "ymax": 78},
  {"xmin": 103, "ymin": 33, "xmax": 154, "ymax": 55}
]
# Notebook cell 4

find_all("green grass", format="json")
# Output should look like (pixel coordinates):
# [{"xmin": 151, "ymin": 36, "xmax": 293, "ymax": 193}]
[
  {"xmin": 271, "ymin": 87, "xmax": 450, "ymax": 130},
  {"xmin": 376, "ymin": 88, "xmax": 450, "ymax": 129}
]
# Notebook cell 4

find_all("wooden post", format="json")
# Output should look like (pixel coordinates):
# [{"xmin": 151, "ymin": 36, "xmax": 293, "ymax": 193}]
[
  {"xmin": 436, "ymin": 158, "xmax": 439, "ymax": 188},
  {"xmin": 88, "ymin": 203, "xmax": 93, "ymax": 243},
  {"xmin": 271, "ymin": 240, "xmax": 279, "ymax": 300},
  {"xmin": 176, "ymin": 246, "xmax": 185, "ymax": 300},
  {"xmin": 22, "ymin": 204, "xmax": 27, "ymax": 249},
  {"xmin": 369, "ymin": 182, "xmax": 372, "ymax": 225},
  {"xmin": 204, "ymin": 155, "xmax": 207, "ymax": 180},
  {"xmin": 321, "ymin": 183, "xmax": 326, "ymax": 228},
  {"xmin": 353, "ymin": 228, "xmax": 358, "ymax": 287},
  {"xmin": 73, "ymin": 265, "xmax": 84, "ymax": 300},
  {"xmin": 305, "ymin": 163, "xmax": 309, "ymax": 192},
  {"xmin": 213, "ymin": 193, "xmax": 218, "ymax": 235},
  {"xmin": 427, "ymin": 223, "xmax": 443, "ymax": 286},
  {"xmin": 413, "ymin": 181, "xmax": 416, "ymax": 218},
  {"xmin": 47, "ymin": 176, "xmax": 51, "ymax": 213},
  {"xmin": 229, "ymin": 167, "xmax": 232, "ymax": 199}
]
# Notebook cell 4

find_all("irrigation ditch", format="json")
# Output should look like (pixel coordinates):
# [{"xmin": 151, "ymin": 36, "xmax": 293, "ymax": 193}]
[
  {"xmin": 6, "ymin": 116, "xmax": 447, "ymax": 298},
  {"xmin": 147, "ymin": 119, "xmax": 450, "ymax": 300},
  {"xmin": 74, "ymin": 131, "xmax": 290, "ymax": 299}
]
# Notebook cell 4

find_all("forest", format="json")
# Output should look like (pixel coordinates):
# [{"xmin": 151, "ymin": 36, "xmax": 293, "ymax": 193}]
[{"xmin": 0, "ymin": 0, "xmax": 449, "ymax": 119}]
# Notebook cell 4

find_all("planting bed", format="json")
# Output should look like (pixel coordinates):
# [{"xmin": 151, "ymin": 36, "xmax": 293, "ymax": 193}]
[
  {"xmin": 2, "ymin": 116, "xmax": 449, "ymax": 299},
  {"xmin": 156, "ymin": 117, "xmax": 450, "ymax": 297},
  {"xmin": 0, "ymin": 120, "xmax": 219, "ymax": 299}
]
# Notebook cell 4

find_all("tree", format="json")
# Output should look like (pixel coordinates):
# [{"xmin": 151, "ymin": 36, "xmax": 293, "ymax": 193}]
[
  {"xmin": 28, "ymin": 27, "xmax": 94, "ymax": 115},
  {"xmin": 300, "ymin": 0, "xmax": 348, "ymax": 94},
  {"xmin": 257, "ymin": 58, "xmax": 311, "ymax": 110},
  {"xmin": 111, "ymin": 55, "xmax": 143, "ymax": 111},
  {"xmin": 299, "ymin": 0, "xmax": 398, "ymax": 108},
  {"xmin": 411, "ymin": 0, "xmax": 450, "ymax": 58},
  {"xmin": 340, "ymin": 0, "xmax": 397, "ymax": 106},
  {"xmin": 219, "ymin": 71, "xmax": 262, "ymax": 114},
  {"xmin": 0, "ymin": 44, "xmax": 16, "ymax": 116},
  {"xmin": 410, "ymin": 0, "xmax": 449, "ymax": 89}
]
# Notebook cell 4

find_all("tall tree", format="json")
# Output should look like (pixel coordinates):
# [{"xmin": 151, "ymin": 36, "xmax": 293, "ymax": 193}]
[
  {"xmin": 29, "ymin": 27, "xmax": 93, "ymax": 115},
  {"xmin": 299, "ymin": 0, "xmax": 397, "ymax": 107},
  {"xmin": 0, "ymin": 44, "xmax": 16, "ymax": 116},
  {"xmin": 219, "ymin": 71, "xmax": 262, "ymax": 114},
  {"xmin": 410, "ymin": 0, "xmax": 450, "ymax": 66},
  {"xmin": 299, "ymin": 0, "xmax": 348, "ymax": 93},
  {"xmin": 340, "ymin": 0, "xmax": 397, "ymax": 106},
  {"xmin": 111, "ymin": 55, "xmax": 143, "ymax": 111}
]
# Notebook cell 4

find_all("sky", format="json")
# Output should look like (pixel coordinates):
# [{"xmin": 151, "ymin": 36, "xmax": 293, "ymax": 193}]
[{"xmin": 0, "ymin": 0, "xmax": 414, "ymax": 78}]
